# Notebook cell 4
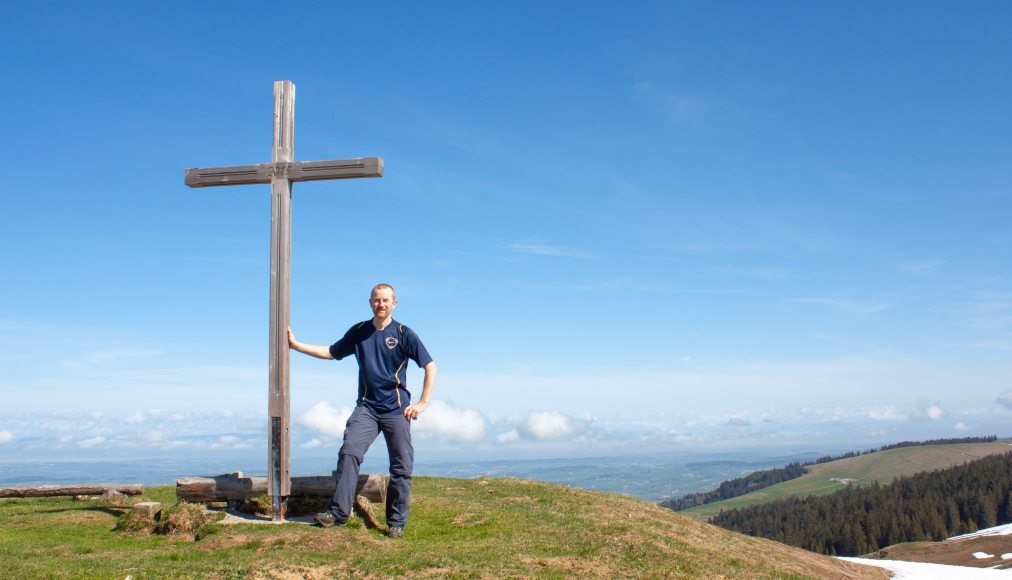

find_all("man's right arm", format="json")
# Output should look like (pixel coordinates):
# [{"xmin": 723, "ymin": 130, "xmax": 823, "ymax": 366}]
[{"xmin": 288, "ymin": 328, "xmax": 334, "ymax": 360}]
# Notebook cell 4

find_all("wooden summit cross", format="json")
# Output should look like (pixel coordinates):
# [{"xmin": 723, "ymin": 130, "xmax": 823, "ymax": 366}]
[{"xmin": 185, "ymin": 81, "xmax": 383, "ymax": 520}]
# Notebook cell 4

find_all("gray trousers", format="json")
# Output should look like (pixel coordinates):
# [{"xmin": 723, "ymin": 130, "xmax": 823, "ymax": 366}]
[{"xmin": 327, "ymin": 404, "xmax": 413, "ymax": 527}]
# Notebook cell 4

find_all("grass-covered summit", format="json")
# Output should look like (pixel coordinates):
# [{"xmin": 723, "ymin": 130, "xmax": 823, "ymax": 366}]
[{"xmin": 0, "ymin": 476, "xmax": 886, "ymax": 578}]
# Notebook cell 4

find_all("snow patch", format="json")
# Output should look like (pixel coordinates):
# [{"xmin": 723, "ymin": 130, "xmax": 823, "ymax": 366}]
[
  {"xmin": 839, "ymin": 557, "xmax": 1012, "ymax": 578},
  {"xmin": 971, "ymin": 552, "xmax": 994, "ymax": 559},
  {"xmin": 947, "ymin": 523, "xmax": 1012, "ymax": 541}
]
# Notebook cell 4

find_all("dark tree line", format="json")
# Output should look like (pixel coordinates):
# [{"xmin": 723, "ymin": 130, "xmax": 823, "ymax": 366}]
[
  {"xmin": 661, "ymin": 463, "xmax": 807, "ymax": 511},
  {"xmin": 710, "ymin": 452, "xmax": 1012, "ymax": 557},
  {"xmin": 878, "ymin": 435, "xmax": 997, "ymax": 452},
  {"xmin": 807, "ymin": 435, "xmax": 998, "ymax": 465}
]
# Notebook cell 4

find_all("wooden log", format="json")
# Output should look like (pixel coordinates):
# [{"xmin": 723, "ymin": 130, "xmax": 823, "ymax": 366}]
[
  {"xmin": 175, "ymin": 473, "xmax": 387, "ymax": 504},
  {"xmin": 0, "ymin": 484, "xmax": 143, "ymax": 498}
]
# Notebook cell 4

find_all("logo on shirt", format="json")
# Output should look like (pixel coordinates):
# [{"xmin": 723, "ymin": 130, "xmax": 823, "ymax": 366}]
[{"xmin": 385, "ymin": 337, "xmax": 399, "ymax": 350}]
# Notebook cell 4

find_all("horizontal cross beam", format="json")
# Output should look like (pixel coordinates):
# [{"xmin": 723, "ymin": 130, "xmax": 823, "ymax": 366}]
[{"xmin": 184, "ymin": 157, "xmax": 384, "ymax": 188}]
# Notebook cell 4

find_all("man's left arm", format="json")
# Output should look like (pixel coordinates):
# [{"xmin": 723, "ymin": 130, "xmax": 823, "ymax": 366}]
[{"xmin": 404, "ymin": 361, "xmax": 437, "ymax": 420}]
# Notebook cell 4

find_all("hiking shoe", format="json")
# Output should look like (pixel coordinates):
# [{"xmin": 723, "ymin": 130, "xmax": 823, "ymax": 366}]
[
  {"xmin": 314, "ymin": 512, "xmax": 343, "ymax": 527},
  {"xmin": 387, "ymin": 527, "xmax": 404, "ymax": 539}
]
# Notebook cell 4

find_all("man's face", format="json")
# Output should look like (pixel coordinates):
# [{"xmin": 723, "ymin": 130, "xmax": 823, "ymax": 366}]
[{"xmin": 370, "ymin": 288, "xmax": 397, "ymax": 320}]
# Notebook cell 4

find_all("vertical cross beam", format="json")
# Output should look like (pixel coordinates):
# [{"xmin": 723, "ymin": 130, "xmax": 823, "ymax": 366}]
[{"xmin": 268, "ymin": 81, "xmax": 295, "ymax": 519}]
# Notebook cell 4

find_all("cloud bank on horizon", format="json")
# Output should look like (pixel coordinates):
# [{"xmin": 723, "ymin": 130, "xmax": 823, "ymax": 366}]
[{"xmin": 1, "ymin": 394, "xmax": 1008, "ymax": 463}]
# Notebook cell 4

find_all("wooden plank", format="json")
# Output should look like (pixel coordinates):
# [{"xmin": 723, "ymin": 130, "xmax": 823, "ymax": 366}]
[
  {"xmin": 184, "ymin": 164, "xmax": 273, "ymax": 187},
  {"xmin": 287, "ymin": 158, "xmax": 384, "ymax": 181},
  {"xmin": 175, "ymin": 474, "xmax": 387, "ymax": 503},
  {"xmin": 184, "ymin": 158, "xmax": 383, "ymax": 188},
  {"xmin": 0, "ymin": 484, "xmax": 143, "ymax": 498},
  {"xmin": 267, "ymin": 173, "xmax": 293, "ymax": 503},
  {"xmin": 268, "ymin": 80, "xmax": 295, "ymax": 516},
  {"xmin": 273, "ymin": 80, "xmax": 295, "ymax": 164}
]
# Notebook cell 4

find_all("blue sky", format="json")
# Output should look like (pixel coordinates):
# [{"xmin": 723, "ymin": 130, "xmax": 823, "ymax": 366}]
[{"xmin": 1, "ymin": 1, "xmax": 1010, "ymax": 466}]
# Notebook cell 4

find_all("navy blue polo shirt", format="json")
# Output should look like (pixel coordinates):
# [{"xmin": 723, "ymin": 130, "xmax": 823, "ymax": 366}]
[{"xmin": 329, "ymin": 319, "xmax": 433, "ymax": 414}]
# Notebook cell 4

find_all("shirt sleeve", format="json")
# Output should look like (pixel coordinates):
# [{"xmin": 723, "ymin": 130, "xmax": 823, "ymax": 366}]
[
  {"xmin": 401, "ymin": 326, "xmax": 433, "ymax": 368},
  {"xmin": 328, "ymin": 324, "xmax": 360, "ymax": 360}
]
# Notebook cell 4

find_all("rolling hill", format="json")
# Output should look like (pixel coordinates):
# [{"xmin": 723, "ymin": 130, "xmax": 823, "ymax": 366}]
[
  {"xmin": 682, "ymin": 440, "xmax": 1012, "ymax": 520},
  {"xmin": 0, "ymin": 476, "xmax": 888, "ymax": 578}
]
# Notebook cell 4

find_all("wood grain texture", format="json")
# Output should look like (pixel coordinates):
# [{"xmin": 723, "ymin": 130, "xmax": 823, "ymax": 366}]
[
  {"xmin": 175, "ymin": 473, "xmax": 387, "ymax": 504},
  {"xmin": 184, "ymin": 158, "xmax": 383, "ymax": 187},
  {"xmin": 0, "ymin": 484, "xmax": 144, "ymax": 498}
]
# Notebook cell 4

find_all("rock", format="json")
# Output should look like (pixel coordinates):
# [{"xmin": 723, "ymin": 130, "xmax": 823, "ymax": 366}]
[
  {"xmin": 95, "ymin": 489, "xmax": 130, "ymax": 507},
  {"xmin": 133, "ymin": 502, "xmax": 162, "ymax": 520}
]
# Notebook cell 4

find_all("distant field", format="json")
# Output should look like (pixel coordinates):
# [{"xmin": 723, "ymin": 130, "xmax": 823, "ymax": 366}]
[{"xmin": 682, "ymin": 441, "xmax": 1012, "ymax": 520}]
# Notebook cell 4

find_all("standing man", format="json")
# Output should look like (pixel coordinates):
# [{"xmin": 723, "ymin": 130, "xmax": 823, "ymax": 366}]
[{"xmin": 288, "ymin": 283, "xmax": 436, "ymax": 538}]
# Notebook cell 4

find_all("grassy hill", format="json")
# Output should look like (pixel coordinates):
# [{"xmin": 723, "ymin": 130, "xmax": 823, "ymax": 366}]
[
  {"xmin": 0, "ymin": 476, "xmax": 888, "ymax": 578},
  {"xmin": 682, "ymin": 440, "xmax": 1012, "ymax": 520}
]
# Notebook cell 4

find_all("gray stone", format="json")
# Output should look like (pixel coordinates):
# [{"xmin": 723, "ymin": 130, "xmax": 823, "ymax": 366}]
[{"xmin": 133, "ymin": 501, "xmax": 162, "ymax": 520}]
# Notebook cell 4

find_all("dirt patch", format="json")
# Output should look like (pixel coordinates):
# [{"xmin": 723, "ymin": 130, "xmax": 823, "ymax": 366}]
[
  {"xmin": 212, "ymin": 509, "xmax": 316, "ymax": 526},
  {"xmin": 519, "ymin": 555, "xmax": 616, "ymax": 577},
  {"xmin": 249, "ymin": 564, "xmax": 355, "ymax": 579},
  {"xmin": 292, "ymin": 528, "xmax": 387, "ymax": 551},
  {"xmin": 199, "ymin": 530, "xmax": 309, "ymax": 551},
  {"xmin": 876, "ymin": 536, "xmax": 1012, "ymax": 569},
  {"xmin": 411, "ymin": 567, "xmax": 454, "ymax": 578},
  {"xmin": 452, "ymin": 512, "xmax": 486, "ymax": 526}
]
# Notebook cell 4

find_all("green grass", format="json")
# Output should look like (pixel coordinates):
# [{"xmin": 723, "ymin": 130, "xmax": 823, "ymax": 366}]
[
  {"xmin": 0, "ymin": 476, "xmax": 889, "ymax": 579},
  {"xmin": 682, "ymin": 441, "xmax": 1012, "ymax": 520}
]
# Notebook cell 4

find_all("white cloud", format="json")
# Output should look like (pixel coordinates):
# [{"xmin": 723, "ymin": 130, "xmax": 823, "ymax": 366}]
[
  {"xmin": 0, "ymin": 431, "xmax": 12, "ymax": 445},
  {"xmin": 78, "ymin": 436, "xmax": 106, "ymax": 449},
  {"xmin": 301, "ymin": 438, "xmax": 323, "ymax": 449},
  {"xmin": 141, "ymin": 431, "xmax": 168, "ymax": 445},
  {"xmin": 297, "ymin": 402, "xmax": 353, "ymax": 439},
  {"xmin": 910, "ymin": 400, "xmax": 945, "ymax": 421},
  {"xmin": 823, "ymin": 406, "xmax": 907, "ymax": 422},
  {"xmin": 125, "ymin": 412, "xmax": 145, "ymax": 425},
  {"xmin": 210, "ymin": 435, "xmax": 253, "ymax": 450},
  {"xmin": 866, "ymin": 406, "xmax": 905, "ymax": 421},
  {"xmin": 496, "ymin": 430, "xmax": 519, "ymax": 444},
  {"xmin": 414, "ymin": 401, "xmax": 486, "ymax": 443},
  {"xmin": 954, "ymin": 422, "xmax": 969, "ymax": 431},
  {"xmin": 518, "ymin": 411, "xmax": 581, "ymax": 440},
  {"xmin": 997, "ymin": 389, "xmax": 1012, "ymax": 410}
]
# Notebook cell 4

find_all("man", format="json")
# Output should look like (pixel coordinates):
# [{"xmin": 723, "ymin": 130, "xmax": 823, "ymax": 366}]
[{"xmin": 288, "ymin": 283, "xmax": 436, "ymax": 538}]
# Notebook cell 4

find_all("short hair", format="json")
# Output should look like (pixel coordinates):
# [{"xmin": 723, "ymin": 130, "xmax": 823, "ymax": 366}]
[{"xmin": 371, "ymin": 283, "xmax": 396, "ymax": 300}]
